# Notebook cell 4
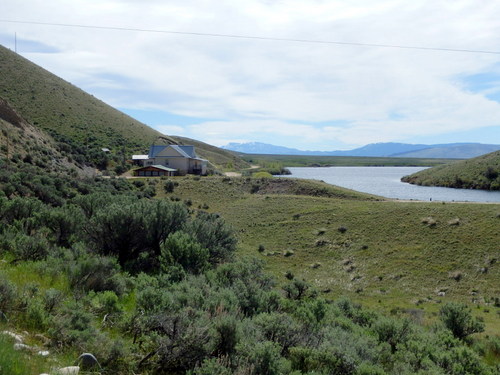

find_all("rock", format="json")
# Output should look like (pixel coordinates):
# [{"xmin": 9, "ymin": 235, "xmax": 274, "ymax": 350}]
[
  {"xmin": 34, "ymin": 333, "xmax": 51, "ymax": 346},
  {"xmin": 14, "ymin": 343, "xmax": 33, "ymax": 351},
  {"xmin": 57, "ymin": 366, "xmax": 80, "ymax": 375},
  {"xmin": 37, "ymin": 350, "xmax": 50, "ymax": 356},
  {"xmin": 437, "ymin": 291, "xmax": 446, "ymax": 297},
  {"xmin": 1, "ymin": 330, "xmax": 23, "ymax": 343},
  {"xmin": 76, "ymin": 353, "xmax": 101, "ymax": 371}
]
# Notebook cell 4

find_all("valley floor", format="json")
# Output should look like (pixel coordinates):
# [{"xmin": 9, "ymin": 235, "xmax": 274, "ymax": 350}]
[{"xmin": 162, "ymin": 176, "xmax": 500, "ymax": 335}]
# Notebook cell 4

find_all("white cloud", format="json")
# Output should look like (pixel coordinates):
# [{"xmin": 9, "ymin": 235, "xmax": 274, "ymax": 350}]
[
  {"xmin": 3, "ymin": 0, "xmax": 500, "ymax": 148},
  {"xmin": 155, "ymin": 125, "xmax": 185, "ymax": 136}
]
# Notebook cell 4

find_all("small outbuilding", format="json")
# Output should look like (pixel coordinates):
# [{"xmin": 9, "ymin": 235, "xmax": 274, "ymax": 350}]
[
  {"xmin": 133, "ymin": 165, "xmax": 176, "ymax": 177},
  {"xmin": 132, "ymin": 154, "xmax": 149, "ymax": 166}
]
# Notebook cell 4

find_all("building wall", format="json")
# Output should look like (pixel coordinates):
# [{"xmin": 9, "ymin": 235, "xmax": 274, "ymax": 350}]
[
  {"xmin": 189, "ymin": 159, "xmax": 207, "ymax": 175},
  {"xmin": 134, "ymin": 169, "xmax": 174, "ymax": 177},
  {"xmin": 167, "ymin": 158, "xmax": 190, "ymax": 174}
]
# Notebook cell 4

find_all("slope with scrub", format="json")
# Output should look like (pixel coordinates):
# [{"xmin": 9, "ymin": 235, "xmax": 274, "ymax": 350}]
[{"xmin": 402, "ymin": 151, "xmax": 500, "ymax": 190}]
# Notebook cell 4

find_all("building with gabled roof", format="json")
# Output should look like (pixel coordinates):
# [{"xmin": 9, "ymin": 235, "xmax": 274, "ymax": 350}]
[
  {"xmin": 133, "ymin": 165, "xmax": 176, "ymax": 177},
  {"xmin": 135, "ymin": 144, "xmax": 207, "ymax": 175}
]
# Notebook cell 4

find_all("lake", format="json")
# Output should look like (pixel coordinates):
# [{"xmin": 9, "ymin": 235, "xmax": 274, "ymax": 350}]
[{"xmin": 283, "ymin": 167, "xmax": 500, "ymax": 203}]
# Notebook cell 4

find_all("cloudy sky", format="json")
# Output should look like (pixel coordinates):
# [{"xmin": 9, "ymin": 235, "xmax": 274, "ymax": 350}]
[{"xmin": 1, "ymin": 0, "xmax": 500, "ymax": 150}]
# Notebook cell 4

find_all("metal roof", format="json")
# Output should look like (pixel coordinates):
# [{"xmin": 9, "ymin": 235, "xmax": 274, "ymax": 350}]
[
  {"xmin": 134, "ymin": 165, "xmax": 177, "ymax": 172},
  {"xmin": 148, "ymin": 145, "xmax": 166, "ymax": 158},
  {"xmin": 171, "ymin": 145, "xmax": 196, "ymax": 158},
  {"xmin": 147, "ymin": 144, "xmax": 197, "ymax": 159},
  {"xmin": 132, "ymin": 155, "xmax": 148, "ymax": 160}
]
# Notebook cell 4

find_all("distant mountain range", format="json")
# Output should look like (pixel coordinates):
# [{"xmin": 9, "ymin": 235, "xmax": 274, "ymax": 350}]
[{"xmin": 222, "ymin": 142, "xmax": 500, "ymax": 159}]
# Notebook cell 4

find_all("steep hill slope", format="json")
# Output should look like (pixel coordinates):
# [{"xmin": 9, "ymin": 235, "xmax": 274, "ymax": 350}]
[
  {"xmin": 0, "ymin": 45, "xmax": 165, "ymax": 151},
  {"xmin": 402, "ymin": 150, "xmax": 500, "ymax": 190},
  {"xmin": 0, "ymin": 97, "xmax": 91, "ymax": 176},
  {"xmin": 0, "ymin": 44, "xmax": 248, "ymax": 171}
]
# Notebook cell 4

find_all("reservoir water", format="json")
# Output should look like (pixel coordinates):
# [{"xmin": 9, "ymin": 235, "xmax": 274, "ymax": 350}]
[{"xmin": 284, "ymin": 167, "xmax": 500, "ymax": 203}]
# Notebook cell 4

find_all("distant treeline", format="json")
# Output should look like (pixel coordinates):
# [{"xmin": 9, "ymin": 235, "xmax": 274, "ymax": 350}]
[{"xmin": 241, "ymin": 154, "xmax": 456, "ymax": 168}]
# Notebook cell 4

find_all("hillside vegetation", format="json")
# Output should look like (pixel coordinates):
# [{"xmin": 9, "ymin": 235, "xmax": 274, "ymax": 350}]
[
  {"xmin": 0, "ymin": 45, "xmax": 248, "ymax": 172},
  {"xmin": 402, "ymin": 151, "xmax": 500, "ymax": 190},
  {"xmin": 1, "ymin": 158, "xmax": 499, "ymax": 374},
  {"xmin": 163, "ymin": 177, "xmax": 500, "ymax": 315}
]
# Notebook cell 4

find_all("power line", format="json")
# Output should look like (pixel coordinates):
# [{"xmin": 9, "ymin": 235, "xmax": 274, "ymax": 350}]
[{"xmin": 1, "ymin": 19, "xmax": 500, "ymax": 55}]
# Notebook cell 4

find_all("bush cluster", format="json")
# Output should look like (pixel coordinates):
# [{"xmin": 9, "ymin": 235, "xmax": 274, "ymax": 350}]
[{"xmin": 0, "ymin": 156, "xmax": 497, "ymax": 375}]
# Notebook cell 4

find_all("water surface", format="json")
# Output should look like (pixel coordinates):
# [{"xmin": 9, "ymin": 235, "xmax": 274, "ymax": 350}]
[{"xmin": 284, "ymin": 167, "xmax": 500, "ymax": 203}]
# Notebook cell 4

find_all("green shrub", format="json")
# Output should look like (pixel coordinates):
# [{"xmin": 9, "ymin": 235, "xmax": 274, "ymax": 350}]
[
  {"xmin": 186, "ymin": 212, "xmax": 237, "ymax": 265},
  {"xmin": 252, "ymin": 171, "xmax": 273, "ymax": 179},
  {"xmin": 11, "ymin": 232, "xmax": 51, "ymax": 261},
  {"xmin": 212, "ymin": 314, "xmax": 241, "ymax": 356},
  {"xmin": 49, "ymin": 301, "xmax": 97, "ymax": 348},
  {"xmin": 68, "ymin": 255, "xmax": 127, "ymax": 295},
  {"xmin": 153, "ymin": 309, "xmax": 213, "ymax": 373},
  {"xmin": 188, "ymin": 358, "xmax": 232, "ymax": 375},
  {"xmin": 42, "ymin": 288, "xmax": 64, "ymax": 314},
  {"xmin": 160, "ymin": 231, "xmax": 209, "ymax": 274},
  {"xmin": 373, "ymin": 317, "xmax": 413, "ymax": 354},
  {"xmin": 132, "ymin": 180, "xmax": 145, "ymax": 188},
  {"xmin": 253, "ymin": 312, "xmax": 301, "ymax": 354},
  {"xmin": 238, "ymin": 340, "xmax": 288, "ymax": 375},
  {"xmin": 283, "ymin": 279, "xmax": 310, "ymax": 300},
  {"xmin": 439, "ymin": 302, "xmax": 484, "ymax": 340},
  {"xmin": 87, "ymin": 199, "xmax": 188, "ymax": 269},
  {"xmin": 164, "ymin": 180, "xmax": 175, "ymax": 193},
  {"xmin": 0, "ymin": 276, "xmax": 17, "ymax": 313},
  {"xmin": 43, "ymin": 204, "xmax": 85, "ymax": 247},
  {"xmin": 25, "ymin": 298, "xmax": 50, "ymax": 331}
]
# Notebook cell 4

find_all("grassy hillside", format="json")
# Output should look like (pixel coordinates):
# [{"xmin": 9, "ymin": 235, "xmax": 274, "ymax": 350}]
[
  {"xmin": 160, "ymin": 176, "xmax": 500, "ymax": 334},
  {"xmin": 402, "ymin": 151, "xmax": 500, "ymax": 190},
  {"xmin": 0, "ymin": 44, "xmax": 248, "ymax": 172},
  {"xmin": 0, "ymin": 45, "xmax": 165, "ymax": 151}
]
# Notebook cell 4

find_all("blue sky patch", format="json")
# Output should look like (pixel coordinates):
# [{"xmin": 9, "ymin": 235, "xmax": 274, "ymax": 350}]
[
  {"xmin": 460, "ymin": 68, "xmax": 500, "ymax": 102},
  {"xmin": 0, "ymin": 33, "xmax": 60, "ymax": 53}
]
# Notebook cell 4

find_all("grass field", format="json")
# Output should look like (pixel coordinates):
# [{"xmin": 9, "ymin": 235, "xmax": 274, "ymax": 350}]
[
  {"xmin": 240, "ymin": 153, "xmax": 460, "ymax": 167},
  {"xmin": 157, "ymin": 175, "xmax": 500, "ymax": 334}
]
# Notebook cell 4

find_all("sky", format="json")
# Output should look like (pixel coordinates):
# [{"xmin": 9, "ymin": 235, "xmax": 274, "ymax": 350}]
[{"xmin": 1, "ymin": 0, "xmax": 500, "ymax": 150}]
